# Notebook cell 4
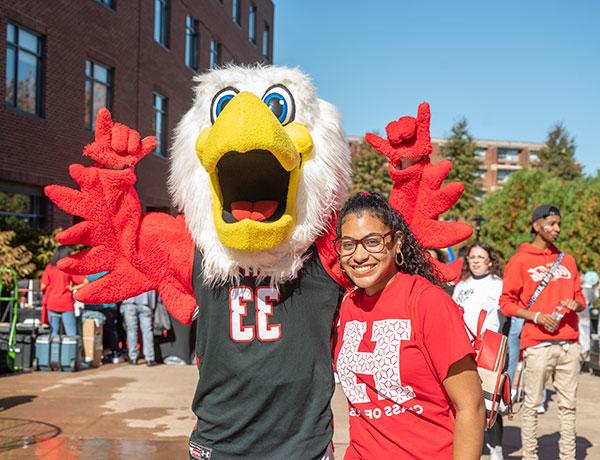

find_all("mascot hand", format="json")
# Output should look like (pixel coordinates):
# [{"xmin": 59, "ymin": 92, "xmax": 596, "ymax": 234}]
[
  {"xmin": 365, "ymin": 102, "xmax": 432, "ymax": 168},
  {"xmin": 84, "ymin": 108, "xmax": 156, "ymax": 169}
]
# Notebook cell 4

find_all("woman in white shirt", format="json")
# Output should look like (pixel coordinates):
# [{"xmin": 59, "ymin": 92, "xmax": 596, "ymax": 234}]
[{"xmin": 452, "ymin": 241, "xmax": 505, "ymax": 460}]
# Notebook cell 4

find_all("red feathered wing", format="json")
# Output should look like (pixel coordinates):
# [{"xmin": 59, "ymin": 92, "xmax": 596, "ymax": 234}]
[
  {"xmin": 366, "ymin": 102, "xmax": 472, "ymax": 280},
  {"xmin": 317, "ymin": 103, "xmax": 471, "ymax": 285},
  {"xmin": 45, "ymin": 109, "xmax": 196, "ymax": 324}
]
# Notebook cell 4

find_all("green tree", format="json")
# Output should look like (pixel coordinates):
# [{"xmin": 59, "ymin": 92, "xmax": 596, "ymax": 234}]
[
  {"xmin": 350, "ymin": 142, "xmax": 392, "ymax": 196},
  {"xmin": 537, "ymin": 123, "xmax": 582, "ymax": 181},
  {"xmin": 479, "ymin": 169, "xmax": 600, "ymax": 272},
  {"xmin": 440, "ymin": 119, "xmax": 480, "ymax": 221}
]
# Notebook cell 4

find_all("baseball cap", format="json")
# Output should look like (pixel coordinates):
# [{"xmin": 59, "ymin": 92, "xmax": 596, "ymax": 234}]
[{"xmin": 531, "ymin": 204, "xmax": 560, "ymax": 224}]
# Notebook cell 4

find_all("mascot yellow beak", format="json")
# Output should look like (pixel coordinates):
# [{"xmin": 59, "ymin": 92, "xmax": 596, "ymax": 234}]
[{"xmin": 195, "ymin": 91, "xmax": 314, "ymax": 252}]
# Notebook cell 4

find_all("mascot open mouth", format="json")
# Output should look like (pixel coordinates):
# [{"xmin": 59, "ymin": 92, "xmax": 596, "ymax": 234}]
[
  {"xmin": 218, "ymin": 150, "xmax": 289, "ymax": 223},
  {"xmin": 195, "ymin": 90, "xmax": 314, "ymax": 252}
]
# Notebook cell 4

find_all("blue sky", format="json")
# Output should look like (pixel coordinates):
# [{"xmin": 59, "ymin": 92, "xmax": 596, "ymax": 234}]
[{"xmin": 272, "ymin": 0, "xmax": 599, "ymax": 175}]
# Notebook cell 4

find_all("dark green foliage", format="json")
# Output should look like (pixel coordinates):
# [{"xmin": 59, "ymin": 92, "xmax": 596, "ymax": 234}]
[
  {"xmin": 479, "ymin": 169, "xmax": 599, "ymax": 272},
  {"xmin": 440, "ymin": 119, "xmax": 480, "ymax": 221},
  {"xmin": 537, "ymin": 123, "xmax": 582, "ymax": 181}
]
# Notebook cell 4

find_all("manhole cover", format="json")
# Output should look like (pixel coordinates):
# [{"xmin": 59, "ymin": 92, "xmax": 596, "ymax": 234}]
[{"xmin": 0, "ymin": 417, "xmax": 61, "ymax": 451}]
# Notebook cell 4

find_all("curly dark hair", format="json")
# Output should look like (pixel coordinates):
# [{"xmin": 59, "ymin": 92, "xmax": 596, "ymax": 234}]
[
  {"xmin": 459, "ymin": 241, "xmax": 504, "ymax": 281},
  {"xmin": 335, "ymin": 191, "xmax": 444, "ymax": 287}
]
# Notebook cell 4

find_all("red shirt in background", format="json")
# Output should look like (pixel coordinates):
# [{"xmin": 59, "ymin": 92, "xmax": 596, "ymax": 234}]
[
  {"xmin": 500, "ymin": 243, "xmax": 586, "ymax": 349},
  {"xmin": 40, "ymin": 264, "xmax": 85, "ymax": 313},
  {"xmin": 334, "ymin": 273, "xmax": 475, "ymax": 460}
]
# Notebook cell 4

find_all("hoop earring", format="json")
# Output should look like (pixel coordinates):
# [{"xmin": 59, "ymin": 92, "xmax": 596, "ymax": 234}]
[{"xmin": 395, "ymin": 251, "xmax": 405, "ymax": 267}]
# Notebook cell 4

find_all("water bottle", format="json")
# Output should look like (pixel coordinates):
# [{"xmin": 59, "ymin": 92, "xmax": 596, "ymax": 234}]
[{"xmin": 544, "ymin": 305, "xmax": 567, "ymax": 332}]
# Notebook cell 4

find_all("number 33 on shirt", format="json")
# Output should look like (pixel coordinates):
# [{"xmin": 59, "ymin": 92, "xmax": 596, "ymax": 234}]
[{"xmin": 229, "ymin": 286, "xmax": 282, "ymax": 342}]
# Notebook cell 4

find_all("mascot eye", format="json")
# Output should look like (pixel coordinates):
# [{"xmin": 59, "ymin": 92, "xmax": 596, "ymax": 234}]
[
  {"xmin": 262, "ymin": 84, "xmax": 295, "ymax": 125},
  {"xmin": 210, "ymin": 87, "xmax": 239, "ymax": 124}
]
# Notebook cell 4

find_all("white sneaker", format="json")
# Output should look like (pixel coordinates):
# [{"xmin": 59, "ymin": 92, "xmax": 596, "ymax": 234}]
[
  {"xmin": 536, "ymin": 404, "xmax": 545, "ymax": 414},
  {"xmin": 487, "ymin": 444, "xmax": 504, "ymax": 460}
]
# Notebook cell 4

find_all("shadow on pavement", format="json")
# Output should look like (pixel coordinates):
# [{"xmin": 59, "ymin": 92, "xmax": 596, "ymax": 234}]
[
  {"xmin": 0, "ymin": 395, "xmax": 37, "ymax": 411},
  {"xmin": 503, "ymin": 426, "xmax": 593, "ymax": 459}
]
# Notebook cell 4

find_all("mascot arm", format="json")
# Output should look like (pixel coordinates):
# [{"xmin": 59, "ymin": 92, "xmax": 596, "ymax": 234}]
[
  {"xmin": 315, "ymin": 213, "xmax": 354, "ymax": 290},
  {"xmin": 366, "ymin": 102, "xmax": 473, "ymax": 282},
  {"xmin": 45, "ymin": 109, "xmax": 197, "ymax": 325}
]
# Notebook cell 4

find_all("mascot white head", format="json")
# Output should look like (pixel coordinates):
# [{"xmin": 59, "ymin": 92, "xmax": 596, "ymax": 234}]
[{"xmin": 169, "ymin": 65, "xmax": 352, "ymax": 285}]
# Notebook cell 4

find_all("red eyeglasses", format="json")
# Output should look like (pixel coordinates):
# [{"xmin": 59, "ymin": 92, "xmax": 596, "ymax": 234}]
[{"xmin": 333, "ymin": 230, "xmax": 396, "ymax": 256}]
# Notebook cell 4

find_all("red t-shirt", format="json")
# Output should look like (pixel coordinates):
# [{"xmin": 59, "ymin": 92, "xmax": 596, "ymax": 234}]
[
  {"xmin": 499, "ymin": 243, "xmax": 585, "ymax": 349},
  {"xmin": 40, "ymin": 264, "xmax": 85, "ymax": 313},
  {"xmin": 334, "ymin": 273, "xmax": 475, "ymax": 460}
]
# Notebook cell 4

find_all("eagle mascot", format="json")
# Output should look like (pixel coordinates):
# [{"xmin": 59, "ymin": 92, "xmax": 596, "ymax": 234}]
[{"xmin": 46, "ymin": 65, "xmax": 471, "ymax": 460}]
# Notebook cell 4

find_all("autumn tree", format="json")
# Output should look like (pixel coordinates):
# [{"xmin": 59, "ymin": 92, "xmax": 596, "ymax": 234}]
[
  {"xmin": 349, "ymin": 142, "xmax": 392, "ymax": 197},
  {"xmin": 440, "ymin": 119, "xmax": 480, "ymax": 221},
  {"xmin": 0, "ymin": 231, "xmax": 35, "ymax": 287},
  {"xmin": 537, "ymin": 123, "xmax": 582, "ymax": 181}
]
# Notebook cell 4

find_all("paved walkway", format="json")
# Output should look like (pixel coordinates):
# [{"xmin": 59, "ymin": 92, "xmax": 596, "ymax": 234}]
[{"xmin": 0, "ymin": 364, "xmax": 599, "ymax": 458}]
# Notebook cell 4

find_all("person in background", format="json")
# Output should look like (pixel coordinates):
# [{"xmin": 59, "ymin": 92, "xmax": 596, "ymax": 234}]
[
  {"xmin": 334, "ymin": 192, "xmax": 484, "ymax": 460},
  {"xmin": 40, "ymin": 246, "xmax": 86, "ymax": 336},
  {"xmin": 426, "ymin": 248, "xmax": 448, "ymax": 264},
  {"xmin": 121, "ymin": 290, "xmax": 158, "ymax": 366},
  {"xmin": 426, "ymin": 248, "xmax": 457, "ymax": 295},
  {"xmin": 452, "ymin": 241, "xmax": 505, "ymax": 460},
  {"xmin": 580, "ymin": 271, "xmax": 599, "ymax": 372},
  {"xmin": 500, "ymin": 204, "xmax": 585, "ymax": 460},
  {"xmin": 86, "ymin": 271, "xmax": 124, "ymax": 363}
]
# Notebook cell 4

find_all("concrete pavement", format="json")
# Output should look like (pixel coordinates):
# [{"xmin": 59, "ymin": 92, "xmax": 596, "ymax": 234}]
[{"xmin": 0, "ymin": 363, "xmax": 598, "ymax": 459}]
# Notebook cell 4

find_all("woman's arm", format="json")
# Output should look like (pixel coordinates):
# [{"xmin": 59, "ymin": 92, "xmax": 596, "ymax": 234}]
[
  {"xmin": 443, "ymin": 355, "xmax": 485, "ymax": 460},
  {"xmin": 70, "ymin": 278, "xmax": 89, "ymax": 292}
]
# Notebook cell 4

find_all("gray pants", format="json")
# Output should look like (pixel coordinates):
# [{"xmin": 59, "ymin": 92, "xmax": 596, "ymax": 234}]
[{"xmin": 123, "ymin": 303, "xmax": 154, "ymax": 362}]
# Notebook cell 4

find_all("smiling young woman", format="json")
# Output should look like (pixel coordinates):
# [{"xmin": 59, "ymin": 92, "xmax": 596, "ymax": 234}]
[
  {"xmin": 453, "ymin": 241, "xmax": 505, "ymax": 459},
  {"xmin": 333, "ymin": 192, "xmax": 484, "ymax": 460}
]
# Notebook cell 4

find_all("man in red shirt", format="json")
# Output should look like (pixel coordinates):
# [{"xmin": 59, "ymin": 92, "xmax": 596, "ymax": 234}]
[{"xmin": 500, "ymin": 204, "xmax": 585, "ymax": 460}]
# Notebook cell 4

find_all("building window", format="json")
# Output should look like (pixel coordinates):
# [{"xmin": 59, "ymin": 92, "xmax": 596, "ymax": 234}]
[
  {"xmin": 0, "ymin": 189, "xmax": 46, "ymax": 230},
  {"xmin": 209, "ymin": 40, "xmax": 221, "ymax": 69},
  {"xmin": 248, "ymin": 3, "xmax": 257, "ymax": 44},
  {"xmin": 529, "ymin": 150, "xmax": 539, "ymax": 162},
  {"xmin": 497, "ymin": 147, "xmax": 520, "ymax": 162},
  {"xmin": 496, "ymin": 169, "xmax": 514, "ymax": 183},
  {"xmin": 185, "ymin": 16, "xmax": 199, "ymax": 70},
  {"xmin": 262, "ymin": 23, "xmax": 270, "ymax": 59},
  {"xmin": 153, "ymin": 93, "xmax": 167, "ymax": 156},
  {"xmin": 475, "ymin": 168, "xmax": 486, "ymax": 179},
  {"xmin": 232, "ymin": 0, "xmax": 241, "ymax": 26},
  {"xmin": 474, "ymin": 147, "xmax": 486, "ymax": 159},
  {"xmin": 97, "ymin": 0, "xmax": 115, "ymax": 9},
  {"xmin": 5, "ymin": 23, "xmax": 44, "ymax": 116},
  {"xmin": 84, "ymin": 59, "xmax": 112, "ymax": 130},
  {"xmin": 154, "ymin": 0, "xmax": 169, "ymax": 47}
]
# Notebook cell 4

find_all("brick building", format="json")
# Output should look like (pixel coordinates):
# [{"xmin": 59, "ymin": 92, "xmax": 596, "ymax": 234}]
[
  {"xmin": 431, "ymin": 138, "xmax": 544, "ymax": 192},
  {"xmin": 348, "ymin": 136, "xmax": 544, "ymax": 193},
  {"xmin": 0, "ymin": 0, "xmax": 274, "ymax": 231}
]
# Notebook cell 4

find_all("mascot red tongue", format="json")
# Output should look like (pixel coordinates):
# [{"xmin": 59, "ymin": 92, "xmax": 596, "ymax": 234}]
[
  {"xmin": 231, "ymin": 200, "xmax": 278, "ymax": 221},
  {"xmin": 45, "ymin": 65, "xmax": 471, "ymax": 459}
]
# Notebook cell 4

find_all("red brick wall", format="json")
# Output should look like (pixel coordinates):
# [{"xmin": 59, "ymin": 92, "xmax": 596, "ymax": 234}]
[{"xmin": 0, "ymin": 0, "xmax": 274, "ymax": 229}]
